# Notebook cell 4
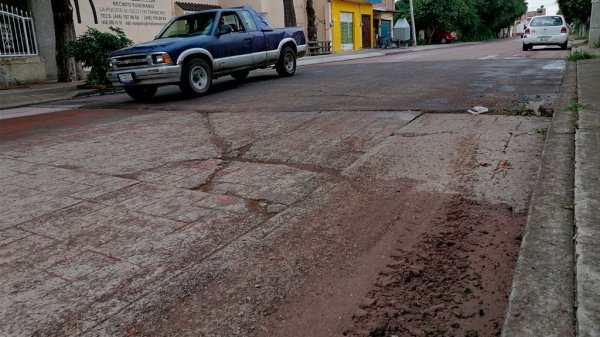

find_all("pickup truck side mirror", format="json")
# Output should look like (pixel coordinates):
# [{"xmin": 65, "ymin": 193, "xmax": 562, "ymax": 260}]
[{"xmin": 218, "ymin": 25, "xmax": 232, "ymax": 36}]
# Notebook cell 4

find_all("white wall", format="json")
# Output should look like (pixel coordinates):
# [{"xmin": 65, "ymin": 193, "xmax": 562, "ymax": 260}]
[
  {"xmin": 71, "ymin": 0, "xmax": 219, "ymax": 43},
  {"xmin": 71, "ymin": 0, "xmax": 293, "ymax": 43}
]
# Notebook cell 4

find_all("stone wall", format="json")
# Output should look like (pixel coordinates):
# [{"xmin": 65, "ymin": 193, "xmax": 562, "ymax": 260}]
[{"xmin": 0, "ymin": 56, "xmax": 47, "ymax": 85}]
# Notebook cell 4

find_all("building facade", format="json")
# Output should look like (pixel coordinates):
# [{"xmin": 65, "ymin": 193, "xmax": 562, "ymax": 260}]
[{"xmin": 372, "ymin": 0, "xmax": 396, "ymax": 43}]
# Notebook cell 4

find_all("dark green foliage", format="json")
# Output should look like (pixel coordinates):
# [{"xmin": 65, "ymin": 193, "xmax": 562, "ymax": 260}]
[
  {"xmin": 64, "ymin": 26, "xmax": 132, "ymax": 84},
  {"xmin": 394, "ymin": 0, "xmax": 526, "ymax": 43},
  {"xmin": 558, "ymin": 0, "xmax": 591, "ymax": 23},
  {"xmin": 394, "ymin": 0, "xmax": 410, "ymax": 23},
  {"xmin": 413, "ymin": 0, "xmax": 479, "ymax": 41}
]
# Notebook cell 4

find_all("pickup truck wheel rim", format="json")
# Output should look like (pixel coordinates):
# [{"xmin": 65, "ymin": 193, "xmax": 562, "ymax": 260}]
[
  {"xmin": 284, "ymin": 53, "xmax": 294, "ymax": 72},
  {"xmin": 190, "ymin": 65, "xmax": 208, "ymax": 91}
]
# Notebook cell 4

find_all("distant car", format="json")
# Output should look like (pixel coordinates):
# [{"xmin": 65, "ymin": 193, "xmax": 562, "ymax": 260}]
[
  {"xmin": 430, "ymin": 31, "xmax": 457, "ymax": 44},
  {"xmin": 522, "ymin": 15, "xmax": 569, "ymax": 51}
]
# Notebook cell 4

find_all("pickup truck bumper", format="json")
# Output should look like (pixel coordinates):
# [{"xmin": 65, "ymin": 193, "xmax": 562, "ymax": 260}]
[
  {"xmin": 107, "ymin": 65, "xmax": 181, "ymax": 87},
  {"xmin": 297, "ymin": 44, "xmax": 307, "ymax": 58}
]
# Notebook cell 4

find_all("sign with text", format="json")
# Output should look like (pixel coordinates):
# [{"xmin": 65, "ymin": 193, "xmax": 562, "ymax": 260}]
[{"xmin": 72, "ymin": 0, "xmax": 174, "ymax": 42}]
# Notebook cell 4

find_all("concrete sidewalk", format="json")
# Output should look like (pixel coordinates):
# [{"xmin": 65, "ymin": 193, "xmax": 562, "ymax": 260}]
[
  {"xmin": 503, "ymin": 45, "xmax": 600, "ymax": 337},
  {"xmin": 574, "ymin": 52, "xmax": 600, "ymax": 337},
  {"xmin": 0, "ymin": 42, "xmax": 468, "ymax": 114}
]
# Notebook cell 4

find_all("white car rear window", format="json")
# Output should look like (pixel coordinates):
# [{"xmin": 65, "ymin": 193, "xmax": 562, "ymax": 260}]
[{"xmin": 530, "ymin": 16, "xmax": 563, "ymax": 27}]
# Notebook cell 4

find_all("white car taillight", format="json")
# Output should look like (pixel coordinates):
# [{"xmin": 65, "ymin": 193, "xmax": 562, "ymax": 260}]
[
  {"xmin": 525, "ymin": 27, "xmax": 530, "ymax": 34},
  {"xmin": 561, "ymin": 26, "xmax": 567, "ymax": 33}
]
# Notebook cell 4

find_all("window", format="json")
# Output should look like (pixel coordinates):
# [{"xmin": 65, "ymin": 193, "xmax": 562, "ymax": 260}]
[
  {"xmin": 530, "ymin": 16, "xmax": 563, "ymax": 27},
  {"xmin": 340, "ymin": 12, "xmax": 354, "ymax": 51},
  {"xmin": 219, "ymin": 12, "xmax": 245, "ymax": 33},
  {"xmin": 239, "ymin": 11, "xmax": 257, "ymax": 32},
  {"xmin": 157, "ymin": 12, "xmax": 216, "ymax": 38}
]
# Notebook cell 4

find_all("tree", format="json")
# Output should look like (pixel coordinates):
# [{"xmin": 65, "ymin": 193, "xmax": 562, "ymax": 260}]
[
  {"xmin": 51, "ymin": 0, "xmax": 82, "ymax": 82},
  {"xmin": 413, "ymin": 0, "xmax": 478, "ymax": 42},
  {"xmin": 306, "ymin": 0, "xmax": 317, "ymax": 41},
  {"xmin": 394, "ymin": 0, "xmax": 410, "ymax": 23},
  {"xmin": 558, "ymin": 0, "xmax": 592, "ymax": 25},
  {"xmin": 283, "ymin": 0, "xmax": 297, "ymax": 27},
  {"xmin": 409, "ymin": 0, "xmax": 526, "ymax": 42},
  {"xmin": 478, "ymin": 0, "xmax": 527, "ymax": 34}
]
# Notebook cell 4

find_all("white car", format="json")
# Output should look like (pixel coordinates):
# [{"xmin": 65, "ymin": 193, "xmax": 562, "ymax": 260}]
[{"xmin": 522, "ymin": 15, "xmax": 569, "ymax": 51}]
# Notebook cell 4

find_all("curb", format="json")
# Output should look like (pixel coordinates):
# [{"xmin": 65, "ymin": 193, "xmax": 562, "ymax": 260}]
[
  {"xmin": 574, "ymin": 57, "xmax": 600, "ymax": 337},
  {"xmin": 501, "ymin": 60, "xmax": 577, "ymax": 336}
]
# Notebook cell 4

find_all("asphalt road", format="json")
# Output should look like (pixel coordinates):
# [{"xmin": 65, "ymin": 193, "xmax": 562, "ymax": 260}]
[
  {"xmin": 32, "ymin": 38, "xmax": 567, "ymax": 115},
  {"xmin": 0, "ymin": 38, "xmax": 569, "ymax": 337}
]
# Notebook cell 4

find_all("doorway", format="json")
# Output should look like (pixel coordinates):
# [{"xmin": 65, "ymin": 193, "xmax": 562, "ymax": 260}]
[
  {"xmin": 361, "ymin": 14, "xmax": 371, "ymax": 49},
  {"xmin": 340, "ymin": 12, "xmax": 353, "ymax": 51}
]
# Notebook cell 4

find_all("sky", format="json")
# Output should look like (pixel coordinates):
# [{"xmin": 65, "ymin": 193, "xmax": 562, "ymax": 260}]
[{"xmin": 526, "ymin": 0, "xmax": 560, "ymax": 15}]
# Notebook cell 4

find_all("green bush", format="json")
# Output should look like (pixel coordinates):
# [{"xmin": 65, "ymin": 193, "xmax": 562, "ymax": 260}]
[
  {"xmin": 65, "ymin": 27, "xmax": 132, "ymax": 84},
  {"xmin": 565, "ymin": 50, "xmax": 598, "ymax": 62}
]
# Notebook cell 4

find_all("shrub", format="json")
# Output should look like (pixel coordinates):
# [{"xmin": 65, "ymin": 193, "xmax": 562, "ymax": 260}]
[
  {"xmin": 565, "ymin": 50, "xmax": 598, "ymax": 62},
  {"xmin": 65, "ymin": 27, "xmax": 132, "ymax": 84}
]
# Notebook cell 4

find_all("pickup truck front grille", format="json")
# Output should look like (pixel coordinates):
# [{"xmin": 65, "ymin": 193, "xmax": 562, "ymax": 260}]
[{"xmin": 113, "ymin": 55, "xmax": 150, "ymax": 69}]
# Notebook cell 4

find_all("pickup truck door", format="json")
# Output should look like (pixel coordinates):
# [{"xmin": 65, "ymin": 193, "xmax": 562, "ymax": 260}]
[
  {"xmin": 248, "ymin": 31, "xmax": 267, "ymax": 65},
  {"xmin": 238, "ymin": 10, "xmax": 267, "ymax": 66},
  {"xmin": 213, "ymin": 12, "xmax": 252, "ymax": 71}
]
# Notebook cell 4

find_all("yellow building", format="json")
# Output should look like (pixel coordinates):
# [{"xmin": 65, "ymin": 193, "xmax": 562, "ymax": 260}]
[{"xmin": 330, "ymin": 0, "xmax": 375, "ymax": 52}]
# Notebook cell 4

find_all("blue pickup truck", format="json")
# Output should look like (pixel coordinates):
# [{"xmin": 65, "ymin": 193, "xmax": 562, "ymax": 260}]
[{"xmin": 106, "ymin": 6, "xmax": 306, "ymax": 100}]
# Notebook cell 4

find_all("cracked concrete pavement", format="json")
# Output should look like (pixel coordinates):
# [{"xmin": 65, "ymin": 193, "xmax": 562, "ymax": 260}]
[{"xmin": 0, "ymin": 107, "xmax": 550, "ymax": 336}]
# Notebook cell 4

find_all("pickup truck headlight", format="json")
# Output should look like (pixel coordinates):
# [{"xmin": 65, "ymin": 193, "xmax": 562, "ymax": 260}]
[{"xmin": 152, "ymin": 53, "xmax": 172, "ymax": 64}]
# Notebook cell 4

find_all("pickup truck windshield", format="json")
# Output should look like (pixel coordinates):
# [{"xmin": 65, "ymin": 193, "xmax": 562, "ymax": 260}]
[{"xmin": 157, "ymin": 13, "xmax": 216, "ymax": 38}]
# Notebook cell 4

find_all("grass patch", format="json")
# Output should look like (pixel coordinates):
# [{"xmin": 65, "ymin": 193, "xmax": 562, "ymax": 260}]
[
  {"xmin": 566, "ymin": 50, "xmax": 598, "ymax": 62},
  {"xmin": 535, "ymin": 127, "xmax": 547, "ymax": 135},
  {"xmin": 568, "ymin": 101, "xmax": 588, "ymax": 111}
]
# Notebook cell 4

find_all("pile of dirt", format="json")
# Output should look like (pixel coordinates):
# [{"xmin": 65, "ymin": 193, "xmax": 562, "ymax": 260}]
[{"xmin": 343, "ymin": 196, "xmax": 524, "ymax": 337}]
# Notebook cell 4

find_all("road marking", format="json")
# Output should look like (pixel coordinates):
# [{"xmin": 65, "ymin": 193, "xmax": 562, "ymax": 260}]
[
  {"xmin": 543, "ymin": 60, "xmax": 566, "ymax": 70},
  {"xmin": 478, "ymin": 55, "xmax": 498, "ymax": 60}
]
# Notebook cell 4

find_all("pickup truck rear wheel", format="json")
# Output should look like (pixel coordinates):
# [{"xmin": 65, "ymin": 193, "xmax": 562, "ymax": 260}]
[
  {"xmin": 180, "ymin": 58, "xmax": 212, "ymax": 96},
  {"xmin": 276, "ymin": 47, "xmax": 296, "ymax": 77},
  {"xmin": 124, "ymin": 86, "xmax": 157, "ymax": 100},
  {"xmin": 231, "ymin": 70, "xmax": 249, "ymax": 80}
]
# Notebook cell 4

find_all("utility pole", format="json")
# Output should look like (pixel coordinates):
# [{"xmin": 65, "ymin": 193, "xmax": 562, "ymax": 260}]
[
  {"xmin": 409, "ymin": 0, "xmax": 417, "ymax": 46},
  {"xmin": 590, "ymin": 0, "xmax": 600, "ymax": 48}
]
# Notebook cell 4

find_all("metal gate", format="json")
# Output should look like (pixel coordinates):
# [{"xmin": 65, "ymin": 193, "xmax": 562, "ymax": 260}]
[{"xmin": 0, "ymin": 4, "xmax": 38, "ymax": 57}]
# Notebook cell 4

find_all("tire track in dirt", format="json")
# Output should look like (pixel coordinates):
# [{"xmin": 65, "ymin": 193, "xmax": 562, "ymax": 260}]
[
  {"xmin": 343, "ymin": 134, "xmax": 525, "ymax": 337},
  {"xmin": 344, "ymin": 196, "xmax": 523, "ymax": 337}
]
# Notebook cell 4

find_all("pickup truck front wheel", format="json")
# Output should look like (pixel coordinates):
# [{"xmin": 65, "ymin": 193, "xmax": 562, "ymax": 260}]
[
  {"xmin": 124, "ymin": 86, "xmax": 157, "ymax": 100},
  {"xmin": 180, "ymin": 58, "xmax": 212, "ymax": 96},
  {"xmin": 276, "ymin": 47, "xmax": 296, "ymax": 77}
]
